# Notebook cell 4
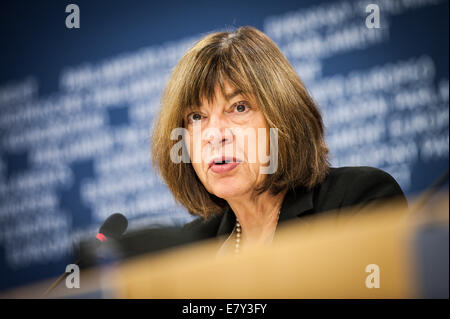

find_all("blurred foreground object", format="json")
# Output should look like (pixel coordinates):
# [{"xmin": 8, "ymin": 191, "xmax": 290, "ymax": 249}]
[
  {"xmin": 111, "ymin": 194, "xmax": 448, "ymax": 298},
  {"xmin": 1, "ymin": 192, "xmax": 448, "ymax": 298}
]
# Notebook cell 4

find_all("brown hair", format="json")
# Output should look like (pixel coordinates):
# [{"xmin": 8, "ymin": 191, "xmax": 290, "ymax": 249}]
[{"xmin": 151, "ymin": 26, "xmax": 329, "ymax": 219}]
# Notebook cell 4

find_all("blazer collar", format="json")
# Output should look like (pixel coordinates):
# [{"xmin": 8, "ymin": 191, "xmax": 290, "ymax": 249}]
[
  {"xmin": 215, "ymin": 185, "xmax": 314, "ymax": 236},
  {"xmin": 278, "ymin": 185, "xmax": 314, "ymax": 223},
  {"xmin": 216, "ymin": 207, "xmax": 236, "ymax": 236}
]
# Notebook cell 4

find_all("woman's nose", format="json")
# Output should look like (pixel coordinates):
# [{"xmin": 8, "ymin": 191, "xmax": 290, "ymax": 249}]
[
  {"xmin": 204, "ymin": 128, "xmax": 234, "ymax": 148},
  {"xmin": 203, "ymin": 114, "xmax": 233, "ymax": 147}
]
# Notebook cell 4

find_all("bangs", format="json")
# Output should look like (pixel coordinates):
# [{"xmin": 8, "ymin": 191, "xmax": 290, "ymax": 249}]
[{"xmin": 179, "ymin": 40, "xmax": 255, "ymax": 113}]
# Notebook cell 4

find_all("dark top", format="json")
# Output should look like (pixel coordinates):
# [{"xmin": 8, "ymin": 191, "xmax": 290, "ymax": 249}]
[{"xmin": 182, "ymin": 166, "xmax": 408, "ymax": 241}]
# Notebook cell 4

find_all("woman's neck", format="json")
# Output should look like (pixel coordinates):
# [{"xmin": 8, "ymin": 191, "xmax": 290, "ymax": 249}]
[{"xmin": 226, "ymin": 189, "xmax": 287, "ymax": 245}]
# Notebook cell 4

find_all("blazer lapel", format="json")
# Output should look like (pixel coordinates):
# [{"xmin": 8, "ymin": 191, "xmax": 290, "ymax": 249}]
[
  {"xmin": 278, "ymin": 186, "xmax": 315, "ymax": 223},
  {"xmin": 216, "ymin": 207, "xmax": 236, "ymax": 237}
]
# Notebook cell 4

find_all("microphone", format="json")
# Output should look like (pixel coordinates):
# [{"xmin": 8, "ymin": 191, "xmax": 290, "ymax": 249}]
[
  {"xmin": 43, "ymin": 213, "xmax": 128, "ymax": 297},
  {"xmin": 74, "ymin": 213, "xmax": 129, "ymax": 258},
  {"xmin": 95, "ymin": 213, "xmax": 129, "ymax": 244}
]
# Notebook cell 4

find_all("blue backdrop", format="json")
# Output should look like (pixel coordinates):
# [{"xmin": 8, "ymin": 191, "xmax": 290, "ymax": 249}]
[{"xmin": 0, "ymin": 0, "xmax": 448, "ymax": 291}]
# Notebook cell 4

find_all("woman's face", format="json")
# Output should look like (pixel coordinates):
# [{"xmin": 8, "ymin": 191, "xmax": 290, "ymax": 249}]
[{"xmin": 184, "ymin": 82, "xmax": 271, "ymax": 201}]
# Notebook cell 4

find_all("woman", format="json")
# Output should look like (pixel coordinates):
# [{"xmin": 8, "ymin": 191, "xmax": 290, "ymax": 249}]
[{"xmin": 151, "ymin": 26, "xmax": 407, "ymax": 254}]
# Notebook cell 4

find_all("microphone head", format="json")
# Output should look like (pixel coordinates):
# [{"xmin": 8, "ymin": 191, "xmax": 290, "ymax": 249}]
[{"xmin": 99, "ymin": 213, "xmax": 128, "ymax": 240}]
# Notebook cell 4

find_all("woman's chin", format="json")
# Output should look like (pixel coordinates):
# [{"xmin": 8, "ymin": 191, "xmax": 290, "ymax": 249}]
[{"xmin": 209, "ymin": 183, "xmax": 248, "ymax": 200}]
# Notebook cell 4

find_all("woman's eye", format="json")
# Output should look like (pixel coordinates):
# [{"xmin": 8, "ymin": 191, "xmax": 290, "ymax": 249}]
[
  {"xmin": 187, "ymin": 113, "xmax": 203, "ymax": 123},
  {"xmin": 234, "ymin": 103, "xmax": 250, "ymax": 113}
]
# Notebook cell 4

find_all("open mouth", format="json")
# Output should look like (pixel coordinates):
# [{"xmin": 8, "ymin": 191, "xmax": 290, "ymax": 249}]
[
  {"xmin": 208, "ymin": 157, "xmax": 242, "ymax": 174},
  {"xmin": 208, "ymin": 157, "xmax": 241, "ymax": 167},
  {"xmin": 214, "ymin": 159, "xmax": 234, "ymax": 165}
]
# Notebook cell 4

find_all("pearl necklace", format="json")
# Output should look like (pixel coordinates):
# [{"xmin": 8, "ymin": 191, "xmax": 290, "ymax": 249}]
[
  {"xmin": 234, "ymin": 220, "xmax": 242, "ymax": 254},
  {"xmin": 234, "ymin": 210, "xmax": 281, "ymax": 254}
]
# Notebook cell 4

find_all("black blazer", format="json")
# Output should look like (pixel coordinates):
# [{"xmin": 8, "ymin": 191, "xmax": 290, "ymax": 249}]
[{"xmin": 182, "ymin": 166, "xmax": 408, "ymax": 241}]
